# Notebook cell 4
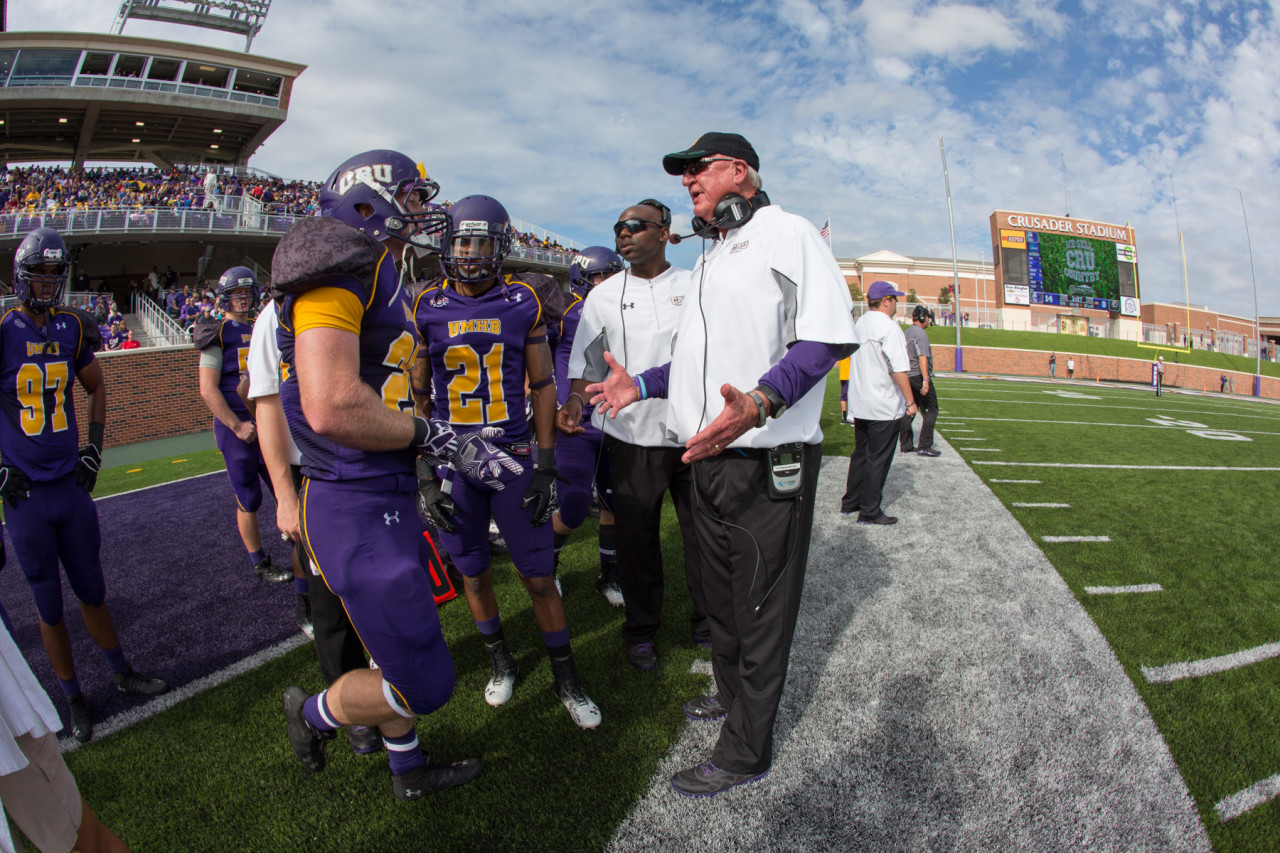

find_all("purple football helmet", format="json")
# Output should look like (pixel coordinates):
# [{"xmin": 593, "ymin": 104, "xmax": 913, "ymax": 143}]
[
  {"xmin": 441, "ymin": 195, "xmax": 513, "ymax": 284},
  {"xmin": 216, "ymin": 265, "xmax": 259, "ymax": 312},
  {"xmin": 13, "ymin": 227, "xmax": 68, "ymax": 312},
  {"xmin": 320, "ymin": 150, "xmax": 445, "ymax": 248},
  {"xmin": 569, "ymin": 246, "xmax": 624, "ymax": 294}
]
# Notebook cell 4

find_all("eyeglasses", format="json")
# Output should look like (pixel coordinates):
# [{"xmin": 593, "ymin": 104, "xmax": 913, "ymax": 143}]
[
  {"xmin": 681, "ymin": 157, "xmax": 737, "ymax": 177},
  {"xmin": 613, "ymin": 219, "xmax": 662, "ymax": 236}
]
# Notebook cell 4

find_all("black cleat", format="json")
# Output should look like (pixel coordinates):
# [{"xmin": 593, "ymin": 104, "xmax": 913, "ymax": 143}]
[
  {"xmin": 856, "ymin": 514, "xmax": 898, "ymax": 526},
  {"xmin": 282, "ymin": 686, "xmax": 328, "ymax": 772},
  {"xmin": 626, "ymin": 641, "xmax": 657, "ymax": 671},
  {"xmin": 67, "ymin": 696, "xmax": 93, "ymax": 743},
  {"xmin": 255, "ymin": 556, "xmax": 292, "ymax": 583},
  {"xmin": 392, "ymin": 757, "xmax": 483, "ymax": 801},
  {"xmin": 348, "ymin": 725, "xmax": 382, "ymax": 755},
  {"xmin": 114, "ymin": 667, "xmax": 169, "ymax": 696}
]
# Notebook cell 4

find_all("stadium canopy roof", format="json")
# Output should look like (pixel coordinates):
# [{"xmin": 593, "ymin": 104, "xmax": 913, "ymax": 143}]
[{"xmin": 0, "ymin": 31, "xmax": 304, "ymax": 169}]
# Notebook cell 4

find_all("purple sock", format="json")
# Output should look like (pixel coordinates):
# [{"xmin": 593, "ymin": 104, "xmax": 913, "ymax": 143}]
[
  {"xmin": 475, "ymin": 615, "xmax": 502, "ymax": 637},
  {"xmin": 100, "ymin": 644, "xmax": 129, "ymax": 675},
  {"xmin": 58, "ymin": 676, "xmax": 82, "ymax": 698},
  {"xmin": 383, "ymin": 729, "xmax": 425, "ymax": 776},
  {"xmin": 542, "ymin": 628, "xmax": 570, "ymax": 655},
  {"xmin": 249, "ymin": 548, "xmax": 267, "ymax": 568},
  {"xmin": 302, "ymin": 690, "xmax": 340, "ymax": 733}
]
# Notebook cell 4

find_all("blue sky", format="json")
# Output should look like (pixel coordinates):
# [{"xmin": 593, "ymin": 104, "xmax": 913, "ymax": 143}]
[{"xmin": 15, "ymin": 1, "xmax": 1280, "ymax": 319}]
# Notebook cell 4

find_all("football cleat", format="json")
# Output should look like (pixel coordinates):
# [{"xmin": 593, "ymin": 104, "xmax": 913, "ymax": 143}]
[
  {"xmin": 282, "ymin": 686, "xmax": 329, "ymax": 772},
  {"xmin": 626, "ymin": 641, "xmax": 657, "ymax": 672},
  {"xmin": 550, "ymin": 654, "xmax": 601, "ymax": 729},
  {"xmin": 348, "ymin": 725, "xmax": 382, "ymax": 755},
  {"xmin": 596, "ymin": 563, "xmax": 624, "ymax": 607},
  {"xmin": 114, "ymin": 668, "xmax": 169, "ymax": 697},
  {"xmin": 296, "ymin": 593, "xmax": 314, "ymax": 641},
  {"xmin": 392, "ymin": 757, "xmax": 483, "ymax": 801},
  {"xmin": 483, "ymin": 639, "xmax": 518, "ymax": 707},
  {"xmin": 67, "ymin": 696, "xmax": 92, "ymax": 743},
  {"xmin": 254, "ymin": 556, "xmax": 292, "ymax": 583}
]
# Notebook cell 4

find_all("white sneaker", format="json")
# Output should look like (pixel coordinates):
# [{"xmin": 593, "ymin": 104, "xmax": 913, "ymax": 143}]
[{"xmin": 484, "ymin": 640, "xmax": 518, "ymax": 707}]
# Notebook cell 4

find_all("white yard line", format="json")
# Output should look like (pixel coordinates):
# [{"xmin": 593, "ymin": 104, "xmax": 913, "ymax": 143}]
[
  {"xmin": 963, "ymin": 448, "xmax": 1002, "ymax": 452},
  {"xmin": 97, "ymin": 470, "xmax": 222, "ymax": 501},
  {"xmin": 941, "ymin": 397, "xmax": 1280, "ymax": 423},
  {"xmin": 1043, "ymin": 536, "xmax": 1111, "ymax": 543},
  {"xmin": 1141, "ymin": 641, "xmax": 1280, "ymax": 685},
  {"xmin": 1085, "ymin": 584, "xmax": 1163, "ymax": 595},
  {"xmin": 912, "ymin": 415, "xmax": 1280, "ymax": 437},
  {"xmin": 952, "ymin": 437, "xmax": 987, "ymax": 441},
  {"xmin": 990, "ymin": 479, "xmax": 1041, "ymax": 484},
  {"xmin": 977, "ymin": 462, "xmax": 1280, "ymax": 471},
  {"xmin": 1013, "ymin": 502, "xmax": 1070, "ymax": 508},
  {"xmin": 1217, "ymin": 773, "xmax": 1280, "ymax": 822}
]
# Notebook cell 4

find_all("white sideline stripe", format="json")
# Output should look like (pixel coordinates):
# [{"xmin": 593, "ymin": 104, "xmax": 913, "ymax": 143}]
[
  {"xmin": 1013, "ymin": 502, "xmax": 1070, "ymax": 508},
  {"xmin": 1217, "ymin": 773, "xmax": 1280, "ymax": 822},
  {"xmin": 1042, "ymin": 536, "xmax": 1110, "ymax": 543},
  {"xmin": 1141, "ymin": 640, "xmax": 1280, "ymax": 685},
  {"xmin": 57, "ymin": 634, "xmax": 309, "ymax": 754},
  {"xmin": 990, "ymin": 479, "xmax": 1041, "ymax": 483},
  {"xmin": 1085, "ymin": 584, "xmax": 1163, "ymax": 595},
  {"xmin": 976, "ymin": 462, "xmax": 1280, "ymax": 471},
  {"xmin": 97, "ymin": 470, "xmax": 222, "ymax": 502}
]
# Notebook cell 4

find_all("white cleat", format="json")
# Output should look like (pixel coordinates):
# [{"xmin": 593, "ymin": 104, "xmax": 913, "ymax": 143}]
[{"xmin": 484, "ymin": 640, "xmax": 518, "ymax": 707}]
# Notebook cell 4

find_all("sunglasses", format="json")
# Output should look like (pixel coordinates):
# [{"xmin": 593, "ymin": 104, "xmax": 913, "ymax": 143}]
[
  {"xmin": 613, "ymin": 219, "xmax": 663, "ymax": 236},
  {"xmin": 682, "ymin": 157, "xmax": 737, "ymax": 177}
]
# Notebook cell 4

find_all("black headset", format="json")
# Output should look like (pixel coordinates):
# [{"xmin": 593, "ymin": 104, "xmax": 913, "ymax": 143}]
[{"xmin": 671, "ymin": 190, "xmax": 771, "ymax": 243}]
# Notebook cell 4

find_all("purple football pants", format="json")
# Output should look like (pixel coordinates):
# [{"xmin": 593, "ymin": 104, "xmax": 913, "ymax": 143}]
[
  {"xmin": 439, "ymin": 458, "xmax": 553, "ymax": 578},
  {"xmin": 6, "ymin": 473, "xmax": 106, "ymax": 625},
  {"xmin": 555, "ymin": 425, "xmax": 612, "ymax": 529},
  {"xmin": 213, "ymin": 418, "xmax": 271, "ymax": 513},
  {"xmin": 300, "ymin": 475, "xmax": 454, "ymax": 717}
]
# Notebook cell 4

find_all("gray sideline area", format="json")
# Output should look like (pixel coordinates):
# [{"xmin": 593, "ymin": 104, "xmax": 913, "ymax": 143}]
[{"xmin": 611, "ymin": 443, "xmax": 1211, "ymax": 852}]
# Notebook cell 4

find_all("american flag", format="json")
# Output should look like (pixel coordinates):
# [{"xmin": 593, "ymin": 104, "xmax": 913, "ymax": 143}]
[{"xmin": 819, "ymin": 219, "xmax": 830, "ymax": 240}]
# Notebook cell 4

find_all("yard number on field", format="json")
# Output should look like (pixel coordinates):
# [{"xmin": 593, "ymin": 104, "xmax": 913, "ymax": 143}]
[{"xmin": 1147, "ymin": 416, "xmax": 1251, "ymax": 442}]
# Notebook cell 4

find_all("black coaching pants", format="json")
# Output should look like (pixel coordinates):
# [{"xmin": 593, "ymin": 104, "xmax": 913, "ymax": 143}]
[
  {"xmin": 606, "ymin": 440, "xmax": 708, "ymax": 646},
  {"xmin": 841, "ymin": 418, "xmax": 899, "ymax": 520},
  {"xmin": 898, "ymin": 374, "xmax": 938, "ymax": 451},
  {"xmin": 692, "ymin": 443, "xmax": 822, "ymax": 775}
]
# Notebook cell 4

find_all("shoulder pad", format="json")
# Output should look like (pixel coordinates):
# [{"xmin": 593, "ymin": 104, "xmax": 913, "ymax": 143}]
[
  {"xmin": 514, "ymin": 272, "xmax": 566, "ymax": 330},
  {"xmin": 191, "ymin": 318, "xmax": 222, "ymax": 351},
  {"xmin": 56, "ymin": 307, "xmax": 103, "ymax": 353},
  {"xmin": 271, "ymin": 217, "xmax": 385, "ymax": 299}
]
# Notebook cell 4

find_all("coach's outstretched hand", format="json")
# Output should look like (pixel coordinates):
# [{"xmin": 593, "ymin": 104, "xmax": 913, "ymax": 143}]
[
  {"xmin": 586, "ymin": 352, "xmax": 639, "ymax": 418},
  {"xmin": 453, "ymin": 427, "xmax": 523, "ymax": 490},
  {"xmin": 683, "ymin": 384, "xmax": 758, "ymax": 464}
]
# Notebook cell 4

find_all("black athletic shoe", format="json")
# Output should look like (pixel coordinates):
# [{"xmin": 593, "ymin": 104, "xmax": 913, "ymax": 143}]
[
  {"xmin": 348, "ymin": 725, "xmax": 382, "ymax": 755},
  {"xmin": 254, "ymin": 556, "xmax": 291, "ymax": 583},
  {"xmin": 917, "ymin": 448, "xmax": 941, "ymax": 458},
  {"xmin": 114, "ymin": 667, "xmax": 169, "ymax": 696},
  {"xmin": 857, "ymin": 514, "xmax": 898, "ymax": 526},
  {"xmin": 67, "ymin": 696, "xmax": 92, "ymax": 743},
  {"xmin": 392, "ymin": 757, "xmax": 483, "ymax": 801},
  {"xmin": 671, "ymin": 761, "xmax": 769, "ymax": 797},
  {"xmin": 626, "ymin": 641, "xmax": 657, "ymax": 671},
  {"xmin": 900, "ymin": 445, "xmax": 916, "ymax": 454},
  {"xmin": 682, "ymin": 693, "xmax": 728, "ymax": 721},
  {"xmin": 282, "ymin": 686, "xmax": 328, "ymax": 772}
]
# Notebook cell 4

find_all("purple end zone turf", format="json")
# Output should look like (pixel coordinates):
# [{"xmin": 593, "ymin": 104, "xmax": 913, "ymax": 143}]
[{"xmin": 0, "ymin": 472, "xmax": 297, "ymax": 728}]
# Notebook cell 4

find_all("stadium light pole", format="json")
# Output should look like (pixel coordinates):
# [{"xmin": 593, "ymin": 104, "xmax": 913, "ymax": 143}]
[
  {"xmin": 1239, "ymin": 190, "xmax": 1262, "ymax": 396},
  {"xmin": 940, "ymin": 137, "xmax": 962, "ymax": 371}
]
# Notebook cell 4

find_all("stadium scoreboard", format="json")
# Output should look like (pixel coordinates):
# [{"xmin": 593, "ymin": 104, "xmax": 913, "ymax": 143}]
[{"xmin": 990, "ymin": 211, "xmax": 1140, "ymax": 316}]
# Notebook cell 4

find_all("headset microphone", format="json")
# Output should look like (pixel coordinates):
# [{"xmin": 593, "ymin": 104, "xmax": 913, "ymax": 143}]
[{"xmin": 668, "ymin": 190, "xmax": 770, "ymax": 245}]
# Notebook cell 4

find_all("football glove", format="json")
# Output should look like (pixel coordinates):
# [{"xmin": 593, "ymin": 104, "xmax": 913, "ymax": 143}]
[
  {"xmin": 522, "ymin": 465, "xmax": 558, "ymax": 527},
  {"xmin": 415, "ymin": 455, "xmax": 456, "ymax": 534},
  {"xmin": 0, "ymin": 465, "xmax": 31, "ymax": 508},
  {"xmin": 74, "ymin": 443, "xmax": 102, "ymax": 493},
  {"xmin": 412, "ymin": 416, "xmax": 460, "ymax": 467},
  {"xmin": 453, "ymin": 427, "xmax": 523, "ymax": 490}
]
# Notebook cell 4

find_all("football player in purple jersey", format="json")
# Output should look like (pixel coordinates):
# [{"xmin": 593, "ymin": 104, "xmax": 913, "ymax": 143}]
[
  {"xmin": 0, "ymin": 228, "xmax": 168, "ymax": 744},
  {"xmin": 413, "ymin": 195, "xmax": 601, "ymax": 729},
  {"xmin": 195, "ymin": 266, "xmax": 289, "ymax": 583},
  {"xmin": 277, "ymin": 151, "xmax": 513, "ymax": 801},
  {"xmin": 553, "ymin": 247, "xmax": 623, "ymax": 605}
]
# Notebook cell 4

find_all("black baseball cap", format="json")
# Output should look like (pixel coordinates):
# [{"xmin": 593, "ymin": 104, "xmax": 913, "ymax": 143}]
[{"xmin": 663, "ymin": 132, "xmax": 760, "ymax": 175}]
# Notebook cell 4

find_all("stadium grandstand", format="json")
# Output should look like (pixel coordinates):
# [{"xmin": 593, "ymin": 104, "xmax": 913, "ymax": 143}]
[{"xmin": 0, "ymin": 2, "xmax": 580, "ymax": 352}]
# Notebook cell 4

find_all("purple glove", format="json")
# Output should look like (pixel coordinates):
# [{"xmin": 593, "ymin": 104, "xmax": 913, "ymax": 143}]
[{"xmin": 452, "ymin": 427, "xmax": 523, "ymax": 490}]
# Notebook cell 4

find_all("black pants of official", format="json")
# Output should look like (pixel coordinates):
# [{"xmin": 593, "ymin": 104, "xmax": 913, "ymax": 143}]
[
  {"xmin": 606, "ymin": 439, "xmax": 708, "ymax": 646},
  {"xmin": 291, "ymin": 466, "xmax": 367, "ymax": 684},
  {"xmin": 898, "ymin": 374, "xmax": 938, "ymax": 451},
  {"xmin": 691, "ymin": 443, "xmax": 822, "ymax": 775},
  {"xmin": 841, "ymin": 419, "xmax": 898, "ymax": 520}
]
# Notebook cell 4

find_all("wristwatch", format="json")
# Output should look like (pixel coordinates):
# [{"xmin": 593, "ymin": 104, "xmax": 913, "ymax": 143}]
[{"xmin": 750, "ymin": 384, "xmax": 787, "ymax": 427}]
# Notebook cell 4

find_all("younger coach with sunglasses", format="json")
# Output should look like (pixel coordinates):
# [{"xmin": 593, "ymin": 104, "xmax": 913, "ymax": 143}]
[
  {"xmin": 588, "ymin": 134, "xmax": 858, "ymax": 796},
  {"xmin": 560, "ymin": 200, "xmax": 710, "ymax": 673}
]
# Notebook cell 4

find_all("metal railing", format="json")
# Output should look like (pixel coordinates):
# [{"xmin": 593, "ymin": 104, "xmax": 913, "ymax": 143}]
[
  {"xmin": 131, "ymin": 292, "xmax": 189, "ymax": 348},
  {"xmin": 0, "ymin": 206, "xmax": 302, "ymax": 241}
]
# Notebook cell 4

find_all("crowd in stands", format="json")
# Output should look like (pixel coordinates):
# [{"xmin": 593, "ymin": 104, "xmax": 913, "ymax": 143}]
[{"xmin": 73, "ymin": 294, "xmax": 139, "ymax": 350}]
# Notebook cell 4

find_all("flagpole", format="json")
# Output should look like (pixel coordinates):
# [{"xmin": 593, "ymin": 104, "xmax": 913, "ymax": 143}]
[{"xmin": 940, "ymin": 137, "xmax": 962, "ymax": 371}]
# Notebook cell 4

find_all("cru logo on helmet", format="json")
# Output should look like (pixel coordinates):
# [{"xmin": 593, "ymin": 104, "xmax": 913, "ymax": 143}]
[
  {"xmin": 42, "ymin": 248, "xmax": 63, "ymax": 262},
  {"xmin": 337, "ymin": 164, "xmax": 394, "ymax": 196}
]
